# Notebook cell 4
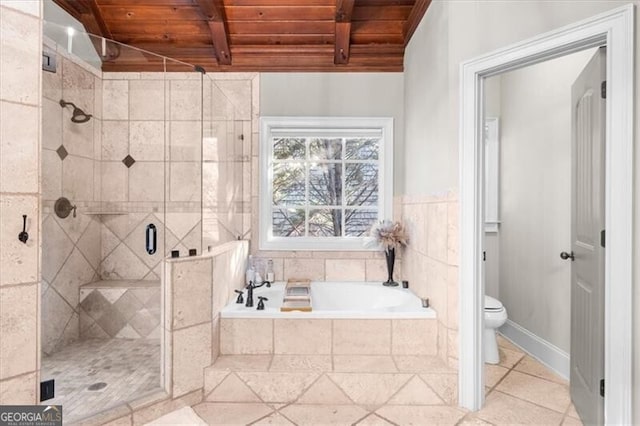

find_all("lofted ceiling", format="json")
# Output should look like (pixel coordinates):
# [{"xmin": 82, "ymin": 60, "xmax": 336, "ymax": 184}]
[{"xmin": 52, "ymin": 0, "xmax": 431, "ymax": 72}]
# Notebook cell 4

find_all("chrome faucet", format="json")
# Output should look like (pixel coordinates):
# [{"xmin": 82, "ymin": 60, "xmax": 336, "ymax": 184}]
[{"xmin": 245, "ymin": 280, "xmax": 271, "ymax": 308}]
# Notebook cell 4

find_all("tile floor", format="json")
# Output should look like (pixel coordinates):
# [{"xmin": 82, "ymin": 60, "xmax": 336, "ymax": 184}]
[
  {"xmin": 41, "ymin": 338, "xmax": 161, "ymax": 423},
  {"xmin": 152, "ymin": 334, "xmax": 583, "ymax": 425}
]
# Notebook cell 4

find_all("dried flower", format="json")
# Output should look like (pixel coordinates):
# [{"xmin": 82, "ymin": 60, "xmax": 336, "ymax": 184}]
[{"xmin": 365, "ymin": 220, "xmax": 408, "ymax": 250}]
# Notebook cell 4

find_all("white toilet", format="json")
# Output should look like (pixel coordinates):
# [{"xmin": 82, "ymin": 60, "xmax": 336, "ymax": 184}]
[{"xmin": 484, "ymin": 295, "xmax": 508, "ymax": 364}]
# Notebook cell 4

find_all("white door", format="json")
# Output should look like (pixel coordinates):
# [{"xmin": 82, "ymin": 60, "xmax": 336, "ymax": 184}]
[{"xmin": 569, "ymin": 47, "xmax": 605, "ymax": 426}]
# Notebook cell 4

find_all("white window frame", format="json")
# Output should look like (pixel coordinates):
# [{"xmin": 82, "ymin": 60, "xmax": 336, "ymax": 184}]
[{"xmin": 259, "ymin": 116, "xmax": 393, "ymax": 251}]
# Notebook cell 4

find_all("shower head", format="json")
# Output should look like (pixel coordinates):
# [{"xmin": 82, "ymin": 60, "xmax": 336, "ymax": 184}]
[{"xmin": 59, "ymin": 99, "xmax": 92, "ymax": 123}]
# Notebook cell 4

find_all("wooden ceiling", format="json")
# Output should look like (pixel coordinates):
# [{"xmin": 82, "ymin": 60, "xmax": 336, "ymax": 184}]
[{"xmin": 52, "ymin": 0, "xmax": 431, "ymax": 72}]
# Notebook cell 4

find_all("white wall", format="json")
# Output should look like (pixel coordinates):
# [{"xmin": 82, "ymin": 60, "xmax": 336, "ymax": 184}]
[
  {"xmin": 404, "ymin": 0, "xmax": 640, "ymax": 419},
  {"xmin": 497, "ymin": 50, "xmax": 594, "ymax": 352},
  {"xmin": 260, "ymin": 72, "xmax": 405, "ymax": 193}
]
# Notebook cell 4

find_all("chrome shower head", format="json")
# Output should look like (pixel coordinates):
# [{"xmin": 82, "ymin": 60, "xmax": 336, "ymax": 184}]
[{"xmin": 59, "ymin": 99, "xmax": 92, "ymax": 123}]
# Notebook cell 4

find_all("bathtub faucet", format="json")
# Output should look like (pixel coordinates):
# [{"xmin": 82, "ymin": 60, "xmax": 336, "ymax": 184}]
[{"xmin": 245, "ymin": 280, "xmax": 271, "ymax": 308}]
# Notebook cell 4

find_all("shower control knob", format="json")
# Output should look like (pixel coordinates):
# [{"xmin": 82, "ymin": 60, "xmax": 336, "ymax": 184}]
[{"xmin": 560, "ymin": 251, "xmax": 575, "ymax": 261}]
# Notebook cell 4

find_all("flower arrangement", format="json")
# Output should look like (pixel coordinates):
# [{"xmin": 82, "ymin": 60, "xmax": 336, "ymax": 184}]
[{"xmin": 367, "ymin": 219, "xmax": 408, "ymax": 251}]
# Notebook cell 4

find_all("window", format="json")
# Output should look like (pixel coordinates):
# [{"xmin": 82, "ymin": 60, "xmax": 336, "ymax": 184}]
[{"xmin": 260, "ymin": 117, "xmax": 393, "ymax": 250}]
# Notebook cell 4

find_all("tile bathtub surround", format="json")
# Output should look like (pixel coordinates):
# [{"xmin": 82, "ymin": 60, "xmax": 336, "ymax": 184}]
[
  {"xmin": 183, "ymin": 336, "xmax": 582, "ymax": 425},
  {"xmin": 401, "ymin": 192, "xmax": 459, "ymax": 366},
  {"xmin": 0, "ymin": 1, "xmax": 42, "ymax": 405},
  {"xmin": 220, "ymin": 318, "xmax": 438, "ymax": 356}
]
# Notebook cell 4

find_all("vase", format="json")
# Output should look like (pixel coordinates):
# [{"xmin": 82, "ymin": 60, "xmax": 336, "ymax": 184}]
[{"xmin": 383, "ymin": 247, "xmax": 399, "ymax": 287}]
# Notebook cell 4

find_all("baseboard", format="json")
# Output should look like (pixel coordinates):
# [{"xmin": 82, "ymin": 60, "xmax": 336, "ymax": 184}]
[{"xmin": 499, "ymin": 319, "xmax": 569, "ymax": 380}]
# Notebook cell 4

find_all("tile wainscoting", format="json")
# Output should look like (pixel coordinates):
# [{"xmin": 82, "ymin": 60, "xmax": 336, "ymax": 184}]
[{"xmin": 400, "ymin": 192, "xmax": 459, "ymax": 367}]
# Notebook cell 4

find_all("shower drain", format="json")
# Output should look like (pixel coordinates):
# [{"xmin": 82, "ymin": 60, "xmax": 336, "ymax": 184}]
[{"xmin": 87, "ymin": 382, "xmax": 107, "ymax": 391}]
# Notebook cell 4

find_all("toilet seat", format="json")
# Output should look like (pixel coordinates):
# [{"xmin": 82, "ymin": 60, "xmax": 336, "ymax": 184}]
[{"xmin": 484, "ymin": 295, "xmax": 503, "ymax": 311}]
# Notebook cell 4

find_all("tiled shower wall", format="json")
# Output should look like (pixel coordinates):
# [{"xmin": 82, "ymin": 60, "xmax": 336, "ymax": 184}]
[
  {"xmin": 99, "ymin": 71, "xmax": 203, "ymax": 281},
  {"xmin": 0, "ymin": 1, "xmax": 42, "ymax": 405},
  {"xmin": 41, "ymin": 39, "xmax": 102, "ymax": 355},
  {"xmin": 401, "ymin": 193, "xmax": 459, "ymax": 368}
]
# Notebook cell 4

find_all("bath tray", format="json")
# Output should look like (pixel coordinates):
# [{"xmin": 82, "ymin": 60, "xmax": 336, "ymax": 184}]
[{"xmin": 281, "ymin": 278, "xmax": 312, "ymax": 312}]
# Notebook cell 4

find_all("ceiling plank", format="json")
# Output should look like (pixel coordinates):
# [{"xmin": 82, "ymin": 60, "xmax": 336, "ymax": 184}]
[
  {"xmin": 194, "ymin": 0, "xmax": 232, "ymax": 65},
  {"xmin": 334, "ymin": 0, "xmax": 355, "ymax": 65},
  {"xmin": 403, "ymin": 0, "xmax": 431, "ymax": 46}
]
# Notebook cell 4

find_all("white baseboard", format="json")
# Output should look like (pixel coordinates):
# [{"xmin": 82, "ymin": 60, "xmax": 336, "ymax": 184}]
[{"xmin": 499, "ymin": 319, "xmax": 569, "ymax": 380}]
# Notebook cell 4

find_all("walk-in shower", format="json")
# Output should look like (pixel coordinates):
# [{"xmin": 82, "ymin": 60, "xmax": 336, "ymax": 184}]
[
  {"xmin": 59, "ymin": 99, "xmax": 92, "ymax": 123},
  {"xmin": 41, "ymin": 7, "xmax": 204, "ymax": 422}
]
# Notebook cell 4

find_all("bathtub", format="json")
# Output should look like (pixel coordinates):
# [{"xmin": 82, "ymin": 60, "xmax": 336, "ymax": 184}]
[{"xmin": 220, "ymin": 281, "xmax": 436, "ymax": 319}]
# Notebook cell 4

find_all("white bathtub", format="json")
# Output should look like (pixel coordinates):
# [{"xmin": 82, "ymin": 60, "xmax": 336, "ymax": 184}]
[{"xmin": 220, "ymin": 281, "xmax": 436, "ymax": 319}]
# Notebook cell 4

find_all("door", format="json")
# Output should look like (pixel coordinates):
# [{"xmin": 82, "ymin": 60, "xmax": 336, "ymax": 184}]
[{"xmin": 569, "ymin": 47, "xmax": 605, "ymax": 426}]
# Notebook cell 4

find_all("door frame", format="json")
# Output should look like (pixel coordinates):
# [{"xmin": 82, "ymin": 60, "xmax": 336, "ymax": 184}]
[{"xmin": 458, "ymin": 4, "xmax": 634, "ymax": 424}]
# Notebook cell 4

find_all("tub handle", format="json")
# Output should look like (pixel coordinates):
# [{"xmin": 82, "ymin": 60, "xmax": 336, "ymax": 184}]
[
  {"xmin": 257, "ymin": 296, "xmax": 268, "ymax": 311},
  {"xmin": 234, "ymin": 289, "xmax": 244, "ymax": 304}
]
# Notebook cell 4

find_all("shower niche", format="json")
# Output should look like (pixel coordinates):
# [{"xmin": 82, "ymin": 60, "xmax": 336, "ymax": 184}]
[{"xmin": 40, "ymin": 17, "xmax": 203, "ymax": 422}]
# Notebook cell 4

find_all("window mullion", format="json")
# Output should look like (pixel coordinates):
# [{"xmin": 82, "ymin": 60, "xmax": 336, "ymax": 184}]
[
  {"xmin": 341, "ymin": 137, "xmax": 346, "ymax": 237},
  {"xmin": 304, "ymin": 138, "xmax": 310, "ymax": 237}
]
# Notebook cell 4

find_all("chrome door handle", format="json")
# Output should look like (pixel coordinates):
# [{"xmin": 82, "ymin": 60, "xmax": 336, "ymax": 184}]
[{"xmin": 560, "ymin": 251, "xmax": 575, "ymax": 261}]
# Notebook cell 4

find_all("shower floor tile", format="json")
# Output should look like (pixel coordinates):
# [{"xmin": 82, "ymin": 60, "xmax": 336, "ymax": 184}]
[{"xmin": 41, "ymin": 338, "xmax": 161, "ymax": 423}]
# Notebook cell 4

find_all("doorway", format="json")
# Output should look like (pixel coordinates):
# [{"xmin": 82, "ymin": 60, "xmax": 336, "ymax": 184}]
[
  {"xmin": 482, "ymin": 46, "xmax": 604, "ymax": 423},
  {"xmin": 458, "ymin": 5, "xmax": 634, "ymax": 425}
]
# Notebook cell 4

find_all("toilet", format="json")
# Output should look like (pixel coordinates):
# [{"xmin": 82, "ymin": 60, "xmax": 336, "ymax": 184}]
[{"xmin": 484, "ymin": 295, "xmax": 508, "ymax": 364}]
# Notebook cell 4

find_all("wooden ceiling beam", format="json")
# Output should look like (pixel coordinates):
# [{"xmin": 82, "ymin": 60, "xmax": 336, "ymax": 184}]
[
  {"xmin": 403, "ymin": 0, "xmax": 431, "ymax": 46},
  {"xmin": 334, "ymin": 0, "xmax": 355, "ymax": 65},
  {"xmin": 195, "ymin": 0, "xmax": 232, "ymax": 65}
]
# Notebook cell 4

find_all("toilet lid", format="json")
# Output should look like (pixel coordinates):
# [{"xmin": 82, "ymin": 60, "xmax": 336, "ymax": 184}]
[{"xmin": 484, "ymin": 295, "xmax": 503, "ymax": 311}]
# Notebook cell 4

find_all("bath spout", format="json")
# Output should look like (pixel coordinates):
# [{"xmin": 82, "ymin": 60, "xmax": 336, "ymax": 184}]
[{"xmin": 245, "ymin": 280, "xmax": 271, "ymax": 308}]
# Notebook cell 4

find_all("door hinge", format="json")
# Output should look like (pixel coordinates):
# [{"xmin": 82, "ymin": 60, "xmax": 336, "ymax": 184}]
[
  {"xmin": 600, "ymin": 379, "xmax": 605, "ymax": 397},
  {"xmin": 601, "ymin": 229, "xmax": 605, "ymax": 248},
  {"xmin": 601, "ymin": 80, "xmax": 606, "ymax": 99},
  {"xmin": 483, "ymin": 251, "xmax": 486, "ymax": 261}
]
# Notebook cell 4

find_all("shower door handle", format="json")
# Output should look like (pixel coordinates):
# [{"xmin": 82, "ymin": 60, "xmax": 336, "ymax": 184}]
[
  {"xmin": 146, "ymin": 224, "xmax": 157, "ymax": 255},
  {"xmin": 560, "ymin": 251, "xmax": 575, "ymax": 261}
]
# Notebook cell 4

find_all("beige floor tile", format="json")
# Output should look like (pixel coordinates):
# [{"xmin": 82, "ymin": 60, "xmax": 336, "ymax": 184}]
[
  {"xmin": 297, "ymin": 375, "xmax": 353, "ymax": 404},
  {"xmin": 280, "ymin": 404, "xmax": 369, "ymax": 425},
  {"xmin": 562, "ymin": 415, "xmax": 584, "ymax": 426},
  {"xmin": 376, "ymin": 405, "xmax": 467, "ymax": 425},
  {"xmin": 329, "ymin": 373, "xmax": 411, "ymax": 405},
  {"xmin": 514, "ymin": 356, "xmax": 568, "ymax": 385},
  {"xmin": 144, "ymin": 407, "xmax": 207, "ymax": 425},
  {"xmin": 204, "ymin": 369, "xmax": 230, "ymax": 396},
  {"xmin": 193, "ymin": 402, "xmax": 273, "ymax": 425},
  {"xmin": 206, "ymin": 373, "xmax": 261, "ymax": 402},
  {"xmin": 387, "ymin": 376, "xmax": 443, "ymax": 405},
  {"xmin": 496, "ymin": 370, "xmax": 570, "ymax": 413},
  {"xmin": 456, "ymin": 416, "xmax": 493, "ymax": 425},
  {"xmin": 485, "ymin": 364, "xmax": 509, "ymax": 388},
  {"xmin": 420, "ymin": 373, "xmax": 458, "ymax": 405},
  {"xmin": 238, "ymin": 372, "xmax": 319, "ymax": 403},
  {"xmin": 211, "ymin": 355, "xmax": 273, "ymax": 371},
  {"xmin": 333, "ymin": 355, "xmax": 398, "ymax": 373},
  {"xmin": 470, "ymin": 391, "xmax": 563, "ymax": 425},
  {"xmin": 496, "ymin": 334, "xmax": 522, "ymax": 352},
  {"xmin": 269, "ymin": 355, "xmax": 332, "ymax": 372},
  {"xmin": 393, "ymin": 355, "xmax": 454, "ymax": 373},
  {"xmin": 355, "ymin": 413, "xmax": 395, "ymax": 425},
  {"xmin": 497, "ymin": 347, "xmax": 525, "ymax": 369},
  {"xmin": 251, "ymin": 412, "xmax": 296, "ymax": 425}
]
